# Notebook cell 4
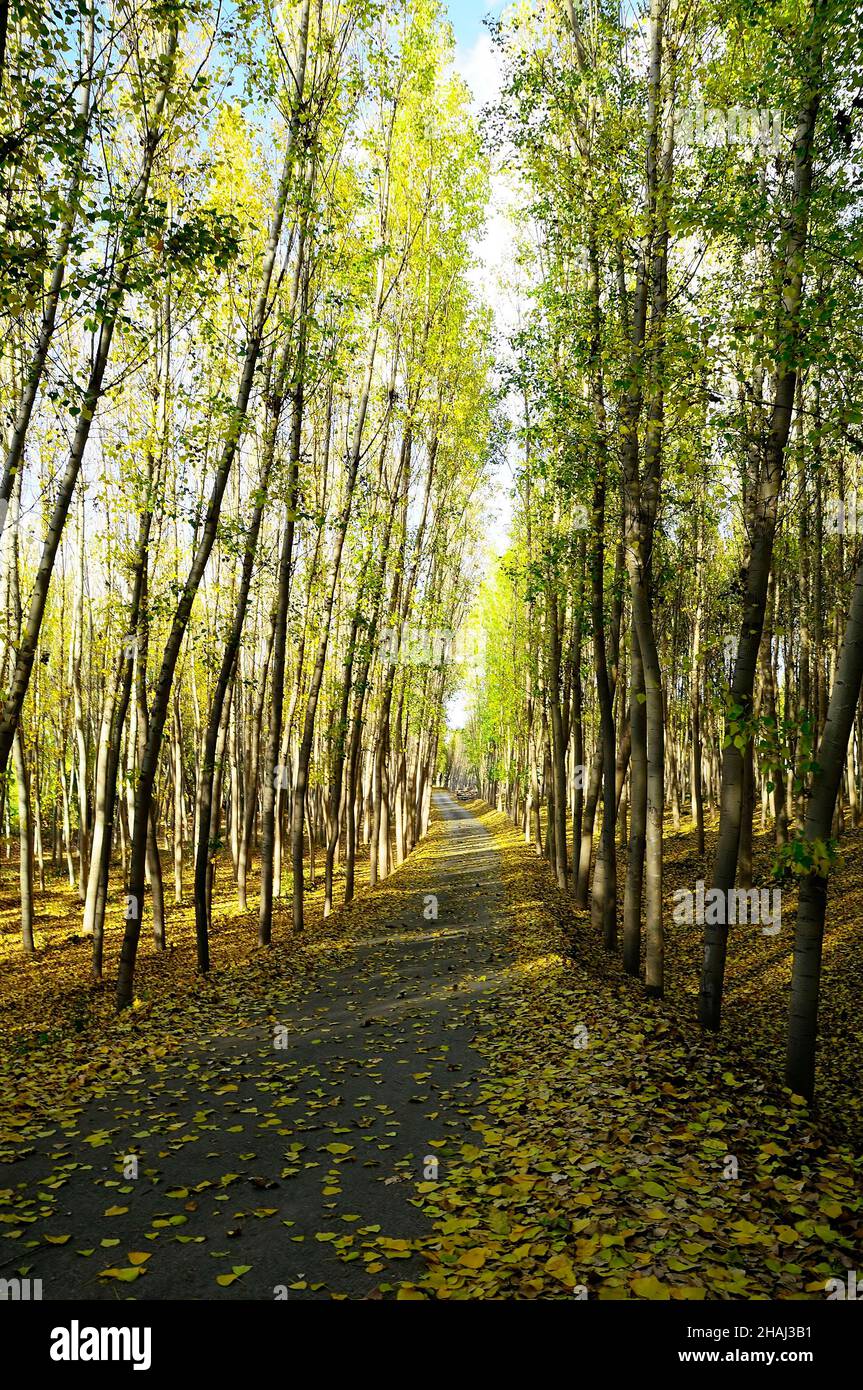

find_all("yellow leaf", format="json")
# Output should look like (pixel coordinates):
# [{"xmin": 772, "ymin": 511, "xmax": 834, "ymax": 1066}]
[
  {"xmin": 631, "ymin": 1275, "xmax": 670, "ymax": 1301},
  {"xmin": 776, "ymin": 1225, "xmax": 801, "ymax": 1244},
  {"xmin": 544, "ymin": 1253, "xmax": 576, "ymax": 1285}
]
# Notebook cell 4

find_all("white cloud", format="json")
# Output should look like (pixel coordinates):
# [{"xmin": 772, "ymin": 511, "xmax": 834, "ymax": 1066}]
[{"xmin": 453, "ymin": 31, "xmax": 503, "ymax": 111}]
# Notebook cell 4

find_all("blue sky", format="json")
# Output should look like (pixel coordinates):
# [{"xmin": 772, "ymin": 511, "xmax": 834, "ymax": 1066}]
[{"xmin": 443, "ymin": 1, "xmax": 506, "ymax": 48}]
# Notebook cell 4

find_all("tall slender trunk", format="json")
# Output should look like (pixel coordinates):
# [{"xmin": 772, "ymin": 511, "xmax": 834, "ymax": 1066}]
[
  {"xmin": 116, "ymin": 16, "xmax": 306, "ymax": 1006},
  {"xmin": 290, "ymin": 266, "xmax": 384, "ymax": 931},
  {"xmin": 239, "ymin": 610, "xmax": 276, "ymax": 912},
  {"xmin": 690, "ymin": 512, "xmax": 705, "ymax": 856},
  {"xmin": 171, "ymin": 690, "xmax": 184, "ymax": 903},
  {"xmin": 623, "ymin": 621, "xmax": 646, "ymax": 975},
  {"xmin": 13, "ymin": 728, "xmax": 35, "ymax": 953},
  {"xmin": 259, "ymin": 254, "xmax": 310, "ymax": 944},
  {"xmin": 547, "ymin": 586, "xmax": 569, "ymax": 891},
  {"xmin": 0, "ymin": 5, "xmax": 96, "ymax": 538},
  {"xmin": 786, "ymin": 548, "xmax": 863, "ymax": 1100},
  {"xmin": 72, "ymin": 493, "xmax": 89, "ymax": 901},
  {"xmin": 193, "ymin": 344, "xmax": 287, "ymax": 968},
  {"xmin": 699, "ymin": 23, "xmax": 823, "ymax": 1028},
  {"xmin": 0, "ymin": 26, "xmax": 179, "ymax": 781},
  {"xmin": 586, "ymin": 231, "xmax": 617, "ymax": 943}
]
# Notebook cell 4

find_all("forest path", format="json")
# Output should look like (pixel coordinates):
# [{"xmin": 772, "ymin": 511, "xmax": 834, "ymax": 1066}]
[{"xmin": 4, "ymin": 792, "xmax": 513, "ymax": 1300}]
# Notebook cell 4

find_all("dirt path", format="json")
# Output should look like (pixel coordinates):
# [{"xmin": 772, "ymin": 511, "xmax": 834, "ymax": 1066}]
[{"xmin": 2, "ymin": 793, "xmax": 512, "ymax": 1300}]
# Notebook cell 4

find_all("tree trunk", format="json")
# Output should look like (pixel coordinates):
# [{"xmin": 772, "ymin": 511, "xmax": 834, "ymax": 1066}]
[{"xmin": 786, "ymin": 549, "xmax": 863, "ymax": 1100}]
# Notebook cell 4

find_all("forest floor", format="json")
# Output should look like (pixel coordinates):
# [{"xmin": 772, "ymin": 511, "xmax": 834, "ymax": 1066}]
[{"xmin": 0, "ymin": 792, "xmax": 860, "ymax": 1299}]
